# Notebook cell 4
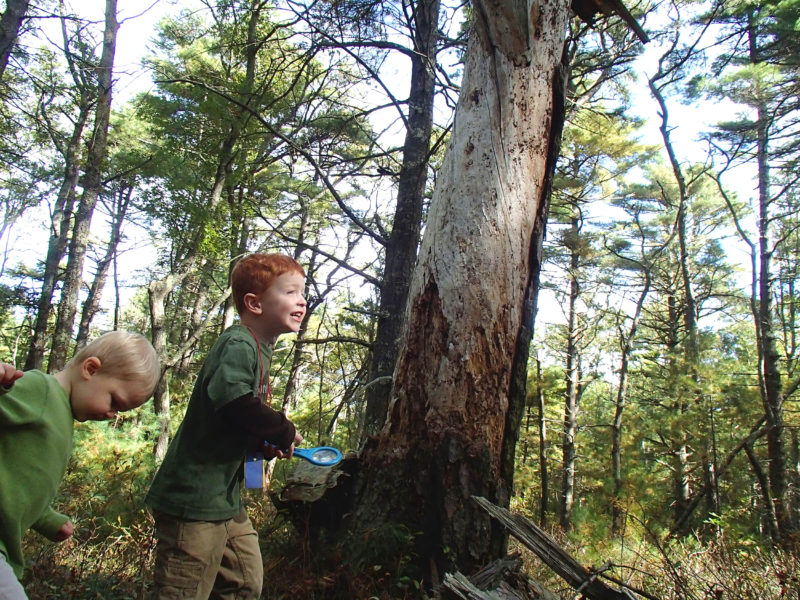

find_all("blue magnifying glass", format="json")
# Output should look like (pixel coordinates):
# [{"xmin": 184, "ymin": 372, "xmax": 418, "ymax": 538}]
[
  {"xmin": 245, "ymin": 445, "xmax": 342, "ymax": 488},
  {"xmin": 292, "ymin": 446, "xmax": 342, "ymax": 466}
]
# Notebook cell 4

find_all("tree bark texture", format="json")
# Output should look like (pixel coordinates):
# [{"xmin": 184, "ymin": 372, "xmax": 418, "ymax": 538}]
[
  {"xmin": 49, "ymin": 0, "xmax": 118, "ymax": 371},
  {"xmin": 26, "ymin": 12, "xmax": 98, "ymax": 370},
  {"xmin": 353, "ymin": 0, "xmax": 570, "ymax": 583},
  {"xmin": 0, "ymin": 0, "xmax": 29, "ymax": 79},
  {"xmin": 24, "ymin": 107, "xmax": 87, "ymax": 370},
  {"xmin": 756, "ymin": 94, "xmax": 789, "ymax": 540}
]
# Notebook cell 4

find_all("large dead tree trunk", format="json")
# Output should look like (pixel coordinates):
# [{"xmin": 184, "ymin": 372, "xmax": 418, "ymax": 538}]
[{"xmin": 351, "ymin": 0, "xmax": 571, "ymax": 586}]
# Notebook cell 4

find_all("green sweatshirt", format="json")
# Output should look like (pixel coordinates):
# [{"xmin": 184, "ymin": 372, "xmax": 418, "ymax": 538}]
[{"xmin": 0, "ymin": 370, "xmax": 73, "ymax": 579}]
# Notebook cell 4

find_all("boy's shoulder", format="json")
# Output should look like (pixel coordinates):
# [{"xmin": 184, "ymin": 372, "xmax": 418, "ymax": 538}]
[
  {"xmin": 214, "ymin": 324, "xmax": 254, "ymax": 346},
  {"xmin": 205, "ymin": 325, "xmax": 257, "ymax": 362},
  {"xmin": 14, "ymin": 369, "xmax": 61, "ymax": 394},
  {"xmin": 0, "ymin": 370, "xmax": 70, "ymax": 423}
]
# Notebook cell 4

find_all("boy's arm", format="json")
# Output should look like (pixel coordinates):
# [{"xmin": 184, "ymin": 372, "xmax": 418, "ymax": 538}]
[
  {"xmin": 31, "ymin": 506, "xmax": 72, "ymax": 541},
  {"xmin": 219, "ymin": 393, "xmax": 297, "ymax": 450}
]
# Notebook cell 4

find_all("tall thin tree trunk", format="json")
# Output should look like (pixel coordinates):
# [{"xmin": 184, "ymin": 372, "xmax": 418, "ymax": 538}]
[
  {"xmin": 149, "ymin": 275, "xmax": 174, "ymax": 462},
  {"xmin": 362, "ymin": 0, "xmax": 440, "ymax": 438},
  {"xmin": 148, "ymin": 3, "xmax": 260, "ymax": 460},
  {"xmin": 24, "ymin": 104, "xmax": 89, "ymax": 371},
  {"xmin": 560, "ymin": 216, "xmax": 580, "ymax": 531},
  {"xmin": 651, "ymin": 56, "xmax": 719, "ymax": 531},
  {"xmin": 536, "ymin": 358, "xmax": 549, "ymax": 528},
  {"xmin": 0, "ymin": 0, "xmax": 29, "ymax": 79},
  {"xmin": 756, "ymin": 95, "xmax": 789, "ymax": 540},
  {"xmin": 75, "ymin": 186, "xmax": 132, "ymax": 349},
  {"xmin": 740, "ymin": 11, "xmax": 791, "ymax": 542},
  {"xmin": 611, "ymin": 272, "xmax": 649, "ymax": 536},
  {"xmin": 665, "ymin": 293, "xmax": 691, "ymax": 533},
  {"xmin": 49, "ymin": 0, "xmax": 118, "ymax": 371}
]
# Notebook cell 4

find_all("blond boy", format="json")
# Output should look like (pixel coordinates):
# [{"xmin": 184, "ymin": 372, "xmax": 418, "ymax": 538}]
[{"xmin": 0, "ymin": 331, "xmax": 160, "ymax": 600}]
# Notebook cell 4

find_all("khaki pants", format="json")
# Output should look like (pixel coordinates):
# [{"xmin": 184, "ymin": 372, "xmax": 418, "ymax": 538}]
[{"xmin": 150, "ymin": 509, "xmax": 263, "ymax": 600}]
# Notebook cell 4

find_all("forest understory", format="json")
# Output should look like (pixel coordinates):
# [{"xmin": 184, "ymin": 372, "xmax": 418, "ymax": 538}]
[{"xmin": 20, "ymin": 429, "xmax": 800, "ymax": 600}]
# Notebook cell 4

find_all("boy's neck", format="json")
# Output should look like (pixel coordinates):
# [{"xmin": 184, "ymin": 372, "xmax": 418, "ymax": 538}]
[
  {"xmin": 239, "ymin": 314, "xmax": 277, "ymax": 347},
  {"xmin": 52, "ymin": 365, "xmax": 74, "ymax": 395}
]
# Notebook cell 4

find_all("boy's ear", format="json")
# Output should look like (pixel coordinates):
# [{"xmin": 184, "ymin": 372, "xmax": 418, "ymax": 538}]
[
  {"xmin": 242, "ymin": 293, "xmax": 263, "ymax": 315},
  {"xmin": 80, "ymin": 356, "xmax": 102, "ymax": 379}
]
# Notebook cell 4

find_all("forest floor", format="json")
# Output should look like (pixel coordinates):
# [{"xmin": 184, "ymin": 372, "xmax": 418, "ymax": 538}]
[{"xmin": 21, "ymin": 496, "xmax": 800, "ymax": 600}]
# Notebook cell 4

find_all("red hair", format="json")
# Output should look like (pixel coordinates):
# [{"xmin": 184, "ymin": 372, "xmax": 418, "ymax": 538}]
[{"xmin": 231, "ymin": 253, "xmax": 305, "ymax": 315}]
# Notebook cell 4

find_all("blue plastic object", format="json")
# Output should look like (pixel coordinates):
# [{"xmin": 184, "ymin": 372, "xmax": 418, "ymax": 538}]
[
  {"xmin": 244, "ymin": 446, "xmax": 343, "ymax": 488},
  {"xmin": 244, "ymin": 452, "xmax": 268, "ymax": 489},
  {"xmin": 293, "ymin": 446, "xmax": 342, "ymax": 466}
]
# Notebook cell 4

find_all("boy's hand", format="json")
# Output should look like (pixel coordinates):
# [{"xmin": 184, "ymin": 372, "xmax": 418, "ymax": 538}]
[
  {"xmin": 262, "ymin": 443, "xmax": 282, "ymax": 460},
  {"xmin": 262, "ymin": 432, "xmax": 304, "ymax": 460},
  {"xmin": 0, "ymin": 363, "xmax": 23, "ymax": 389},
  {"xmin": 287, "ymin": 431, "xmax": 304, "ymax": 459},
  {"xmin": 54, "ymin": 520, "xmax": 74, "ymax": 542}
]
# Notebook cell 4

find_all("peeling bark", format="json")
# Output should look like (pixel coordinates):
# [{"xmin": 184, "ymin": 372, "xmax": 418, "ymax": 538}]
[{"xmin": 351, "ymin": 0, "xmax": 571, "ymax": 584}]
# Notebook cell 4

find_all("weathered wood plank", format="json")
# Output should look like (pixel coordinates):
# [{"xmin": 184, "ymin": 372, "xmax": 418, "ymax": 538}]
[
  {"xmin": 443, "ymin": 572, "xmax": 530, "ymax": 600},
  {"xmin": 472, "ymin": 496, "xmax": 633, "ymax": 600}
]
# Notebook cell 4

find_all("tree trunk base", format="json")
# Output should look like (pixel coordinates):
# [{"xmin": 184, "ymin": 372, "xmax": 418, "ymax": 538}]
[{"xmin": 270, "ymin": 451, "xmax": 358, "ymax": 535}]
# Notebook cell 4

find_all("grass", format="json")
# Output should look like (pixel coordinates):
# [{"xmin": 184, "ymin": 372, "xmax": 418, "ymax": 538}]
[{"xmin": 18, "ymin": 426, "xmax": 800, "ymax": 599}]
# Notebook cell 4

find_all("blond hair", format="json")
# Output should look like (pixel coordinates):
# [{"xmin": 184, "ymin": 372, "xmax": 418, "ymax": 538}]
[{"xmin": 69, "ymin": 331, "xmax": 161, "ymax": 397}]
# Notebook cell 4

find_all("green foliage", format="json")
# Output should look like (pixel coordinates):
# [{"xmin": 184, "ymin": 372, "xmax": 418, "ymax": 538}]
[
  {"xmin": 21, "ymin": 417, "xmax": 159, "ymax": 599},
  {"xmin": 3, "ymin": 0, "xmax": 800, "ymax": 598}
]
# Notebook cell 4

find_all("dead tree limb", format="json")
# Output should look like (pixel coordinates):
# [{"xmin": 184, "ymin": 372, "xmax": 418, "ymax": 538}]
[{"xmin": 472, "ymin": 496, "xmax": 637, "ymax": 600}]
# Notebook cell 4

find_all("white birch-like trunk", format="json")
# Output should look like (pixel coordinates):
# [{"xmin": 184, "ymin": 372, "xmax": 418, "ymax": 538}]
[
  {"xmin": 354, "ymin": 0, "xmax": 571, "ymax": 582},
  {"xmin": 387, "ymin": 0, "xmax": 569, "ymax": 452}
]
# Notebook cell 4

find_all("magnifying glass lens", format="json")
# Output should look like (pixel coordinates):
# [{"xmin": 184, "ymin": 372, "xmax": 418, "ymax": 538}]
[{"xmin": 312, "ymin": 449, "xmax": 338, "ymax": 464}]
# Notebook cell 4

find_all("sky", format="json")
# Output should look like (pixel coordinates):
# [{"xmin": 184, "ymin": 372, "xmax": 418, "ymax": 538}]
[
  {"xmin": 1, "ymin": 1, "xmax": 180, "ymax": 321},
  {"xmin": 5, "ymin": 0, "xmax": 759, "ymax": 332}
]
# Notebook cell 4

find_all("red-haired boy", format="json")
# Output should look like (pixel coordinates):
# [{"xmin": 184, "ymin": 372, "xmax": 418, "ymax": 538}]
[{"xmin": 146, "ymin": 253, "xmax": 306, "ymax": 599}]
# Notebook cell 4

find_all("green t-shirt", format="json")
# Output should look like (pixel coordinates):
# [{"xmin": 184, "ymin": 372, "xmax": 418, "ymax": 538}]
[
  {"xmin": 145, "ymin": 325, "xmax": 276, "ymax": 521},
  {"xmin": 0, "ymin": 370, "xmax": 72, "ymax": 579}
]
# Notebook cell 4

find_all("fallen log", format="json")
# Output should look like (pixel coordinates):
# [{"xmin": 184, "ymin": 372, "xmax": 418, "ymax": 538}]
[
  {"xmin": 442, "ymin": 555, "xmax": 560, "ymax": 600},
  {"xmin": 472, "ymin": 496, "xmax": 638, "ymax": 600}
]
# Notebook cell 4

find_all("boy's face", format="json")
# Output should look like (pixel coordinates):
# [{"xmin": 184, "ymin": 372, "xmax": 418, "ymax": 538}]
[
  {"xmin": 70, "ymin": 357, "xmax": 150, "ymax": 422},
  {"xmin": 248, "ymin": 271, "xmax": 307, "ymax": 340}
]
